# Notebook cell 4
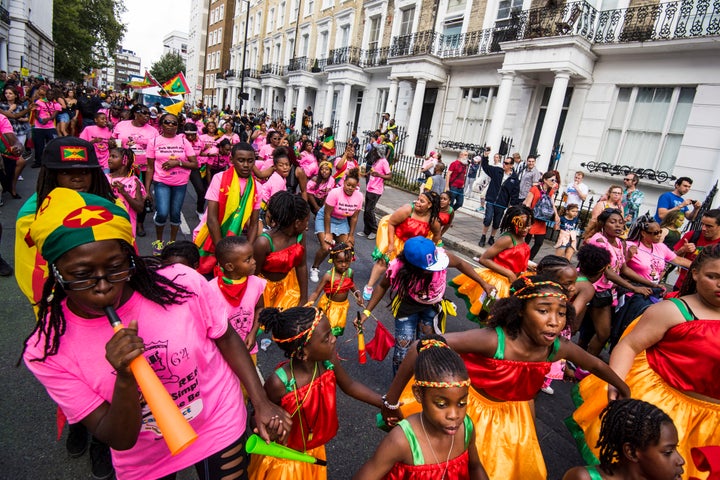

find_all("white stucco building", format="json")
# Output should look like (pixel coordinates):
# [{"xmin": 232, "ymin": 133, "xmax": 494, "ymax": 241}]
[
  {"xmin": 187, "ymin": 0, "xmax": 209, "ymax": 104},
  {"xmin": 7, "ymin": 0, "xmax": 54, "ymax": 79},
  {"xmin": 163, "ymin": 30, "xmax": 189, "ymax": 65}
]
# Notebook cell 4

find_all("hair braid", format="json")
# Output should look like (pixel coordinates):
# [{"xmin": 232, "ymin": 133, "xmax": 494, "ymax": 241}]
[{"xmin": 415, "ymin": 334, "xmax": 468, "ymax": 387}]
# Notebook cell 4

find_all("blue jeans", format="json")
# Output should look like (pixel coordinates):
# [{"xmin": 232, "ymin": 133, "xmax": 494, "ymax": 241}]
[
  {"xmin": 393, "ymin": 307, "xmax": 436, "ymax": 375},
  {"xmin": 153, "ymin": 182, "xmax": 187, "ymax": 226},
  {"xmin": 449, "ymin": 187, "xmax": 465, "ymax": 210}
]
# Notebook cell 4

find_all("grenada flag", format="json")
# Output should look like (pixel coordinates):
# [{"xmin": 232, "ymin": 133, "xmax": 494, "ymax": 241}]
[
  {"xmin": 162, "ymin": 72, "xmax": 190, "ymax": 96},
  {"xmin": 128, "ymin": 71, "xmax": 158, "ymax": 89}
]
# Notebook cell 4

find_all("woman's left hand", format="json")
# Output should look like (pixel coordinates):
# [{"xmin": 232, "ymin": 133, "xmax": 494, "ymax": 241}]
[{"xmin": 253, "ymin": 400, "xmax": 293, "ymax": 444}]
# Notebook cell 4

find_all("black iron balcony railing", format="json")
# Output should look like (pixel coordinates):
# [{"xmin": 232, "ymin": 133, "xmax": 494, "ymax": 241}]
[
  {"xmin": 261, "ymin": 63, "xmax": 287, "ymax": 76},
  {"xmin": 288, "ymin": 56, "xmax": 310, "ymax": 72},
  {"xmin": 0, "ymin": 6, "xmax": 9, "ymax": 25},
  {"xmin": 390, "ymin": 30, "xmax": 440, "ymax": 57},
  {"xmin": 327, "ymin": 46, "xmax": 363, "ymax": 67},
  {"xmin": 363, "ymin": 47, "xmax": 390, "ymax": 67},
  {"xmin": 241, "ymin": 68, "xmax": 261, "ymax": 79}
]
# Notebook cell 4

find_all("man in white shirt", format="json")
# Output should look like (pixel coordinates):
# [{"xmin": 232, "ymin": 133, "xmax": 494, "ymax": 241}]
[
  {"xmin": 518, "ymin": 156, "xmax": 542, "ymax": 203},
  {"xmin": 565, "ymin": 171, "xmax": 589, "ymax": 206}
]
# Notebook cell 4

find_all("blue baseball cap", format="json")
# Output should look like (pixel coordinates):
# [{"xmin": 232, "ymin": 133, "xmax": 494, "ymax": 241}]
[{"xmin": 403, "ymin": 237, "xmax": 449, "ymax": 271}]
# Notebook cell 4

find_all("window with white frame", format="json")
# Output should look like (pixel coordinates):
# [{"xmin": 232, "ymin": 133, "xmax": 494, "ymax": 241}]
[
  {"xmin": 318, "ymin": 30, "xmax": 329, "ymax": 58},
  {"xmin": 305, "ymin": 0, "xmax": 315, "ymax": 16},
  {"xmin": 268, "ymin": 8, "xmax": 275, "ymax": 31},
  {"xmin": 279, "ymin": 2, "xmax": 286, "ymax": 26},
  {"xmin": 301, "ymin": 33, "xmax": 310, "ymax": 56},
  {"xmin": 220, "ymin": 4, "xmax": 224, "ymax": 18},
  {"xmin": 291, "ymin": 0, "xmax": 299, "ymax": 21},
  {"xmin": 600, "ymin": 86, "xmax": 696, "ymax": 172},
  {"xmin": 218, "ymin": 27, "xmax": 223, "ymax": 42},
  {"xmin": 399, "ymin": 6, "xmax": 415, "ymax": 36},
  {"xmin": 256, "ymin": 12, "xmax": 262, "ymax": 33},
  {"xmin": 322, "ymin": 0, "xmax": 333, "ymax": 10},
  {"xmin": 339, "ymin": 25, "xmax": 350, "ymax": 48},
  {"xmin": 455, "ymin": 87, "xmax": 495, "ymax": 143},
  {"xmin": 497, "ymin": 0, "xmax": 522, "ymax": 21},
  {"xmin": 233, "ymin": 24, "xmax": 238, "ymax": 44},
  {"xmin": 367, "ymin": 15, "xmax": 381, "ymax": 50},
  {"xmin": 447, "ymin": 0, "xmax": 467, "ymax": 13}
]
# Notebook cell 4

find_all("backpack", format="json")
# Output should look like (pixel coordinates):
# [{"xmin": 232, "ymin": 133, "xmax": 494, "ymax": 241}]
[{"xmin": 533, "ymin": 189, "xmax": 555, "ymax": 222}]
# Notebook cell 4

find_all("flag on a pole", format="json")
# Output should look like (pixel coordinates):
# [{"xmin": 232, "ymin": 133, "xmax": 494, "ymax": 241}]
[
  {"xmin": 162, "ymin": 72, "xmax": 190, "ymax": 96},
  {"xmin": 164, "ymin": 100, "xmax": 185, "ymax": 116},
  {"xmin": 127, "ymin": 71, "xmax": 159, "ymax": 89}
]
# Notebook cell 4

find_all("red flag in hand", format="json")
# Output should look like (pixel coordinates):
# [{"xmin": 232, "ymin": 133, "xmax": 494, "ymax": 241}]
[{"xmin": 365, "ymin": 320, "xmax": 395, "ymax": 361}]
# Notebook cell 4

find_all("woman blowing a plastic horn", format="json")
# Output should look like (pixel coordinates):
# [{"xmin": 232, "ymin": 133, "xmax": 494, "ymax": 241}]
[{"xmin": 20, "ymin": 187, "xmax": 291, "ymax": 480}]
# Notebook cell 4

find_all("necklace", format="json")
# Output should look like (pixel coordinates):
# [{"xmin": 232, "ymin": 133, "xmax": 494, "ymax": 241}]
[
  {"xmin": 419, "ymin": 413, "xmax": 455, "ymax": 479},
  {"xmin": 290, "ymin": 360, "xmax": 319, "ymax": 449}
]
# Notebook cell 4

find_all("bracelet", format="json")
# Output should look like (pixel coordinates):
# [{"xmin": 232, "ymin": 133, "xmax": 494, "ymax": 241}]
[
  {"xmin": 178, "ymin": 160, "xmax": 183, "ymax": 168},
  {"xmin": 382, "ymin": 394, "xmax": 400, "ymax": 410},
  {"xmin": 363, "ymin": 309, "xmax": 372, "ymax": 317}
]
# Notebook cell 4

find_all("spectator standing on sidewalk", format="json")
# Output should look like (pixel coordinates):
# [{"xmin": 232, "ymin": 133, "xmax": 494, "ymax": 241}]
[
  {"xmin": 517, "ymin": 155, "xmax": 542, "ymax": 203},
  {"xmin": 446, "ymin": 150, "xmax": 469, "ymax": 210},
  {"xmin": 654, "ymin": 176, "xmax": 702, "ymax": 223},
  {"xmin": 359, "ymin": 144, "xmax": 392, "ymax": 239},
  {"xmin": 671, "ymin": 209, "xmax": 720, "ymax": 290},
  {"xmin": 564, "ymin": 171, "xmax": 589, "ymax": 206},
  {"xmin": 464, "ymin": 153, "xmax": 482, "ymax": 199},
  {"xmin": 622, "ymin": 172, "xmax": 644, "ymax": 227},
  {"xmin": 524, "ymin": 171, "xmax": 561, "ymax": 260},
  {"xmin": 511, "ymin": 152, "xmax": 524, "ymax": 175},
  {"xmin": 478, "ymin": 151, "xmax": 520, "ymax": 247}
]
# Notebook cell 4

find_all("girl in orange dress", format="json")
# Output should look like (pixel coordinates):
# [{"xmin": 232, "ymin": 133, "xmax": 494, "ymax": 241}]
[
  {"xmin": 362, "ymin": 191, "xmax": 441, "ymax": 301},
  {"xmin": 450, "ymin": 205, "xmax": 533, "ymax": 323},
  {"xmin": 254, "ymin": 191, "xmax": 309, "ymax": 310},
  {"xmin": 249, "ymin": 307, "xmax": 382, "ymax": 479}
]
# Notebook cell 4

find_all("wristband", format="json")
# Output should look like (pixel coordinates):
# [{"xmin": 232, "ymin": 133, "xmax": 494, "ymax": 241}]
[
  {"xmin": 382, "ymin": 394, "xmax": 400, "ymax": 410},
  {"xmin": 363, "ymin": 309, "xmax": 372, "ymax": 317}
]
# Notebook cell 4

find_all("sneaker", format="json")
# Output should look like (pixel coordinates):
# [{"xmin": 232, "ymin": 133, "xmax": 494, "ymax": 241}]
[
  {"xmin": 488, "ymin": 236, "xmax": 495, "ymax": 246},
  {"xmin": 18, "ymin": 175, "xmax": 24, "ymax": 181},
  {"xmin": 310, "ymin": 267, "xmax": 320, "ymax": 282},
  {"xmin": 151, "ymin": 240, "xmax": 164, "ymax": 256},
  {"xmin": 89, "ymin": 438, "xmax": 114, "ymax": 480},
  {"xmin": 363, "ymin": 285, "xmax": 373, "ymax": 301},
  {"xmin": 357, "ymin": 231, "xmax": 366, "ymax": 237},
  {"xmin": 367, "ymin": 233, "xmax": 377, "ymax": 240},
  {"xmin": 66, "ymin": 422, "xmax": 88, "ymax": 458},
  {"xmin": 478, "ymin": 235, "xmax": 487, "ymax": 247},
  {"xmin": 541, "ymin": 385, "xmax": 554, "ymax": 395},
  {"xmin": 475, "ymin": 206, "xmax": 485, "ymax": 212},
  {"xmin": 472, "ymin": 256, "xmax": 481, "ymax": 263},
  {"xmin": 0, "ymin": 256, "xmax": 12, "ymax": 277}
]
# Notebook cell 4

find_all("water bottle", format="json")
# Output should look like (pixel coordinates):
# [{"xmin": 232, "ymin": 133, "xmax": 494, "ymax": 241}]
[{"xmin": 260, "ymin": 338, "xmax": 272, "ymax": 351}]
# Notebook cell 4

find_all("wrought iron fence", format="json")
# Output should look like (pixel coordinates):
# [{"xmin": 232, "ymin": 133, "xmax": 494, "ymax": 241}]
[
  {"xmin": 390, "ymin": 30, "xmax": 440, "ymax": 57},
  {"xmin": 260, "ymin": 64, "xmax": 287, "ymax": 76},
  {"xmin": 241, "ymin": 69, "xmax": 261, "ymax": 79},
  {"xmin": 327, "ymin": 47, "xmax": 362, "ymax": 67},
  {"xmin": 288, "ymin": 56, "xmax": 312, "ymax": 72},
  {"xmin": 363, "ymin": 47, "xmax": 390, "ymax": 67},
  {"xmin": 581, "ymin": 162, "xmax": 677, "ymax": 184}
]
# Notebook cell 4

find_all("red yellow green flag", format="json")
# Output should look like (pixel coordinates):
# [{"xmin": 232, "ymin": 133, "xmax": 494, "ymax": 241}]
[
  {"xmin": 194, "ymin": 169, "xmax": 256, "ymax": 274},
  {"xmin": 128, "ymin": 71, "xmax": 159, "ymax": 89},
  {"xmin": 162, "ymin": 72, "xmax": 190, "ymax": 96}
]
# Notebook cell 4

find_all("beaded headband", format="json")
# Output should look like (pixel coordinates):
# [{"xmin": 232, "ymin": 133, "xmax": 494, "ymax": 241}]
[
  {"xmin": 418, "ymin": 339, "xmax": 449, "ymax": 352},
  {"xmin": 511, "ymin": 216, "xmax": 527, "ymax": 233},
  {"xmin": 414, "ymin": 379, "xmax": 472, "ymax": 388},
  {"xmin": 512, "ymin": 279, "xmax": 568, "ymax": 301},
  {"xmin": 272, "ymin": 308, "xmax": 323, "ymax": 356}
]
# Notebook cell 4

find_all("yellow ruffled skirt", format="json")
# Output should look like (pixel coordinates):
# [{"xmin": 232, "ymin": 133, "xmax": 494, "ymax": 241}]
[
  {"xmin": 248, "ymin": 444, "xmax": 326, "ymax": 480},
  {"xmin": 568, "ymin": 324, "xmax": 720, "ymax": 479},
  {"xmin": 319, "ymin": 295, "xmax": 349, "ymax": 336},
  {"xmin": 449, "ymin": 268, "xmax": 512, "ymax": 323},
  {"xmin": 397, "ymin": 377, "xmax": 546, "ymax": 479},
  {"xmin": 371, "ymin": 215, "xmax": 406, "ymax": 264},
  {"xmin": 262, "ymin": 269, "xmax": 301, "ymax": 311}
]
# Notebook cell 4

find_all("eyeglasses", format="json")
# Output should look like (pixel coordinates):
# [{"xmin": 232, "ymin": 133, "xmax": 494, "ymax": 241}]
[
  {"xmin": 52, "ymin": 258, "xmax": 135, "ymax": 291},
  {"xmin": 163, "ymin": 120, "xmax": 178, "ymax": 126}
]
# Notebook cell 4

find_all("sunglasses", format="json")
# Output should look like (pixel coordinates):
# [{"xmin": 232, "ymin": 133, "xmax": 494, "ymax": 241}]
[
  {"xmin": 503, "ymin": 161, "xmax": 513, "ymax": 165},
  {"xmin": 163, "ymin": 120, "xmax": 178, "ymax": 126},
  {"xmin": 137, "ymin": 110, "xmax": 150, "ymax": 115}
]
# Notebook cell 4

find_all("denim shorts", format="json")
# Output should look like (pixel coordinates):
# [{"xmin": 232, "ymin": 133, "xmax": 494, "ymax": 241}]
[
  {"xmin": 315, "ymin": 206, "xmax": 350, "ymax": 236},
  {"xmin": 56, "ymin": 112, "xmax": 70, "ymax": 123}
]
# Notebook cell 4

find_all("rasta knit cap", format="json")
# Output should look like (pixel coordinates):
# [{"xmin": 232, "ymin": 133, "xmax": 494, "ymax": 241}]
[{"xmin": 27, "ymin": 188, "xmax": 133, "ymax": 264}]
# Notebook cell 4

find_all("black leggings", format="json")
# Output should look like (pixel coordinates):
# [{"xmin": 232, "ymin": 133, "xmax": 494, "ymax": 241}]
[
  {"xmin": 189, "ymin": 169, "xmax": 208, "ymax": 213},
  {"xmin": 158, "ymin": 433, "xmax": 249, "ymax": 480},
  {"xmin": 526, "ymin": 232, "xmax": 546, "ymax": 260}
]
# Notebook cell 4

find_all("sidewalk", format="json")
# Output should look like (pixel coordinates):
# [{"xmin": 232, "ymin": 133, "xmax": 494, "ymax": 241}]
[{"xmin": 374, "ymin": 185, "xmax": 559, "ymax": 264}]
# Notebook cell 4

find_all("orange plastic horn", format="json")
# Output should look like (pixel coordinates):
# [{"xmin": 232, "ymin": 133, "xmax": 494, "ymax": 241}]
[{"xmin": 104, "ymin": 306, "xmax": 198, "ymax": 455}]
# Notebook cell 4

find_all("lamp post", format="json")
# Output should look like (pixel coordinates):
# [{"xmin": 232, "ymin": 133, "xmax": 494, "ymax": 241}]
[{"xmin": 238, "ymin": 0, "xmax": 251, "ymax": 114}]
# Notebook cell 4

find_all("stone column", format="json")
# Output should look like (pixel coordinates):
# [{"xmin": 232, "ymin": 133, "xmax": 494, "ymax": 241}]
[
  {"xmin": 387, "ymin": 78, "xmax": 399, "ymax": 118},
  {"xmin": 284, "ymin": 86, "xmax": 294, "ymax": 124},
  {"xmin": 536, "ymin": 70, "xmax": 571, "ymax": 172},
  {"xmin": 295, "ymin": 85, "xmax": 307, "ymax": 131},
  {"xmin": 322, "ymin": 83, "xmax": 334, "ymax": 128},
  {"xmin": 336, "ymin": 83, "xmax": 353, "ymax": 141},
  {"xmin": 485, "ymin": 70, "xmax": 515, "ymax": 157},
  {"xmin": 403, "ymin": 78, "xmax": 427, "ymax": 156}
]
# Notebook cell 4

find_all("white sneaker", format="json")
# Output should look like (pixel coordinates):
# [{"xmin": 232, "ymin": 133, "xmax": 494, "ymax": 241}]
[
  {"xmin": 363, "ymin": 285, "xmax": 373, "ymax": 301},
  {"xmin": 310, "ymin": 267, "xmax": 320, "ymax": 283},
  {"xmin": 541, "ymin": 386, "xmax": 554, "ymax": 395},
  {"xmin": 357, "ymin": 232, "xmax": 366, "ymax": 237},
  {"xmin": 367, "ymin": 233, "xmax": 377, "ymax": 240}
]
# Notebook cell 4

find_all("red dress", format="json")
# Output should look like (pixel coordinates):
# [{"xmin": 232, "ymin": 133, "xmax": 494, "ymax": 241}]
[
  {"xmin": 260, "ymin": 233, "xmax": 305, "ymax": 310},
  {"xmin": 372, "ymin": 208, "xmax": 432, "ymax": 264}
]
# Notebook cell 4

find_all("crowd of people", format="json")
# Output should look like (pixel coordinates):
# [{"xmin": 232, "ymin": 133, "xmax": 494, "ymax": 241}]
[{"xmin": 1, "ymin": 78, "xmax": 719, "ymax": 480}]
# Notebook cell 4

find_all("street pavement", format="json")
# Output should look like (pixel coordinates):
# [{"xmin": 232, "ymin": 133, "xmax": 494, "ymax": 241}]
[{"xmin": 0, "ymin": 167, "xmax": 581, "ymax": 479}]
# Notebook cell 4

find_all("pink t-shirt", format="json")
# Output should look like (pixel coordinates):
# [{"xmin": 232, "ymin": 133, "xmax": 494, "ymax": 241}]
[
  {"xmin": 262, "ymin": 172, "xmax": 287, "ymax": 204},
  {"xmin": 207, "ymin": 275, "xmax": 266, "ymax": 354},
  {"xmin": 198, "ymin": 134, "xmax": 220, "ymax": 167},
  {"xmin": 34, "ymin": 99, "xmax": 61, "ymax": 128},
  {"xmin": 112, "ymin": 120, "xmax": 159, "ymax": 170},
  {"xmin": 258, "ymin": 143, "xmax": 274, "ymax": 163},
  {"xmin": 306, "ymin": 177, "xmax": 335, "ymax": 200},
  {"xmin": 325, "ymin": 187, "xmax": 363, "ymax": 219},
  {"xmin": 587, "ymin": 232, "xmax": 627, "ymax": 292},
  {"xmin": 106, "ymin": 174, "xmax": 146, "ymax": 234},
  {"xmin": 193, "ymin": 174, "xmax": 262, "ymax": 239},
  {"xmin": 366, "ymin": 157, "xmax": 390, "ymax": 195},
  {"xmin": 23, "ymin": 264, "xmax": 245, "ymax": 480},
  {"xmin": 220, "ymin": 132, "xmax": 240, "ymax": 145},
  {"xmin": 0, "ymin": 113, "xmax": 13, "ymax": 134},
  {"xmin": 627, "ymin": 240, "xmax": 676, "ymax": 284},
  {"xmin": 147, "ymin": 134, "xmax": 196, "ymax": 186},
  {"xmin": 80, "ymin": 125, "xmax": 113, "ymax": 169},
  {"xmin": 185, "ymin": 136, "xmax": 205, "ymax": 162},
  {"xmin": 299, "ymin": 151, "xmax": 318, "ymax": 178}
]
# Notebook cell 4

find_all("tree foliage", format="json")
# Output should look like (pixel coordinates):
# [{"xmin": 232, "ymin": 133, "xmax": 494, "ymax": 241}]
[
  {"xmin": 53, "ymin": 0, "xmax": 126, "ymax": 81},
  {"xmin": 150, "ymin": 52, "xmax": 186, "ymax": 85}
]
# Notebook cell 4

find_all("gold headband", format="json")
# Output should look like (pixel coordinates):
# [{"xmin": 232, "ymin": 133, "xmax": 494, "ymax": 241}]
[
  {"xmin": 418, "ymin": 339, "xmax": 449, "ymax": 352},
  {"xmin": 272, "ymin": 308, "xmax": 323, "ymax": 349},
  {"xmin": 414, "ymin": 379, "xmax": 472, "ymax": 388}
]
